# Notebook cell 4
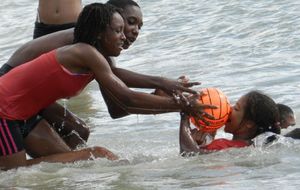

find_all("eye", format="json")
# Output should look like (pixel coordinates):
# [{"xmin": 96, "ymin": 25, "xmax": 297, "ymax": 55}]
[
  {"xmin": 127, "ymin": 18, "xmax": 136, "ymax": 25},
  {"xmin": 114, "ymin": 27, "xmax": 123, "ymax": 33}
]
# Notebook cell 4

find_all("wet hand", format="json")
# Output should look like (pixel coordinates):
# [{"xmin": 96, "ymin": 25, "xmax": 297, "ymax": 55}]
[
  {"xmin": 182, "ymin": 93, "xmax": 217, "ymax": 127},
  {"xmin": 160, "ymin": 76, "xmax": 201, "ymax": 97}
]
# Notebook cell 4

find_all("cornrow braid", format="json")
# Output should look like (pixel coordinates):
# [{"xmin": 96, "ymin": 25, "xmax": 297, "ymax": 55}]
[
  {"xmin": 73, "ymin": 3, "xmax": 118, "ymax": 48},
  {"xmin": 243, "ymin": 91, "xmax": 280, "ymax": 137}
]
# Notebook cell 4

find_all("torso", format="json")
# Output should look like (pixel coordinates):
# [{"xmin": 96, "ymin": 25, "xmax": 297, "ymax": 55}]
[
  {"xmin": 38, "ymin": 0, "xmax": 82, "ymax": 24},
  {"xmin": 0, "ymin": 49, "xmax": 94, "ymax": 120}
]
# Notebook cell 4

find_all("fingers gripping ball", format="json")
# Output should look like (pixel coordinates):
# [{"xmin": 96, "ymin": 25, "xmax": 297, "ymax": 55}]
[{"xmin": 190, "ymin": 88, "xmax": 231, "ymax": 132}]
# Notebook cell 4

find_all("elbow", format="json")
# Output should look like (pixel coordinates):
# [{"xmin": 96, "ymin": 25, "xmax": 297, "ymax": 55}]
[{"xmin": 108, "ymin": 110, "xmax": 129, "ymax": 119}]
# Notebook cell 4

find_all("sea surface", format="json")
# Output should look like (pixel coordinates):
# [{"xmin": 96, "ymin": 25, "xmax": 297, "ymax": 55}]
[{"xmin": 0, "ymin": 0, "xmax": 300, "ymax": 189}]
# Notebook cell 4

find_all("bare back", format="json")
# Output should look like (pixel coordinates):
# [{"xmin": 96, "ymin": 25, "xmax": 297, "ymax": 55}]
[{"xmin": 38, "ymin": 0, "xmax": 82, "ymax": 24}]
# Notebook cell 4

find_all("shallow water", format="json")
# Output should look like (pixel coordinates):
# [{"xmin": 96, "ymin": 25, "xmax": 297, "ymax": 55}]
[{"xmin": 0, "ymin": 0, "xmax": 300, "ymax": 189}]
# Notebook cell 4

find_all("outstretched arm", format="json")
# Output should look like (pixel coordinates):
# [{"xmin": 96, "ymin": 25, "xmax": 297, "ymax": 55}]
[
  {"xmin": 6, "ymin": 29, "xmax": 73, "ymax": 68},
  {"xmin": 75, "ymin": 44, "xmax": 211, "ymax": 115},
  {"xmin": 179, "ymin": 112, "xmax": 202, "ymax": 155},
  {"xmin": 106, "ymin": 64, "xmax": 201, "ymax": 118},
  {"xmin": 112, "ymin": 67, "xmax": 200, "ymax": 95}
]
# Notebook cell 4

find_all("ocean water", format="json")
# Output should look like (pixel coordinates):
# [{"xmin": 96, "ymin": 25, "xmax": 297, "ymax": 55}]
[{"xmin": 0, "ymin": 0, "xmax": 300, "ymax": 189}]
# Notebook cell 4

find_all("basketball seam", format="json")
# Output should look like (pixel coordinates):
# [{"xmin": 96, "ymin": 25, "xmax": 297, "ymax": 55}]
[
  {"xmin": 207, "ymin": 89, "xmax": 213, "ymax": 116},
  {"xmin": 216, "ymin": 88, "xmax": 222, "ymax": 119}
]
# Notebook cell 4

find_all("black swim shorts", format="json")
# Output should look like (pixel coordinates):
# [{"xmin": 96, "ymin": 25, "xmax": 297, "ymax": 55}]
[
  {"xmin": 0, "ymin": 115, "xmax": 42, "ymax": 156},
  {"xmin": 33, "ymin": 22, "xmax": 76, "ymax": 39}
]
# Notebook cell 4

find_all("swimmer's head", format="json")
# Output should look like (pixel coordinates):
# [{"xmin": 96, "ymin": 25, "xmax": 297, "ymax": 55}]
[
  {"xmin": 225, "ymin": 91, "xmax": 280, "ymax": 139},
  {"xmin": 74, "ymin": 3, "xmax": 125, "ymax": 56},
  {"xmin": 107, "ymin": 0, "xmax": 143, "ymax": 49},
  {"xmin": 277, "ymin": 103, "xmax": 296, "ymax": 129}
]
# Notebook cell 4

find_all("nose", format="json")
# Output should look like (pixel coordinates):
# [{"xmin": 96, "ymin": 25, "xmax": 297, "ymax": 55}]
[
  {"xmin": 132, "ymin": 25, "xmax": 139, "ymax": 36},
  {"xmin": 121, "ymin": 31, "xmax": 126, "ymax": 41}
]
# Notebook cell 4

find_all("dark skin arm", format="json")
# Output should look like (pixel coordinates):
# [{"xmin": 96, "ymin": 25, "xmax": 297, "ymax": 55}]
[
  {"xmin": 5, "ymin": 29, "xmax": 201, "ymax": 118},
  {"xmin": 58, "ymin": 43, "xmax": 211, "ymax": 116},
  {"xmin": 179, "ymin": 112, "xmax": 216, "ymax": 156},
  {"xmin": 179, "ymin": 112, "xmax": 202, "ymax": 155},
  {"xmin": 6, "ymin": 29, "xmax": 74, "ymax": 68},
  {"xmin": 106, "ymin": 63, "xmax": 200, "ymax": 118},
  {"xmin": 6, "ymin": 29, "xmax": 199, "ymax": 94}
]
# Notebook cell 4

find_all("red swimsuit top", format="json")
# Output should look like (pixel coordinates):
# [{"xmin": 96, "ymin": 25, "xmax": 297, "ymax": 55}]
[
  {"xmin": 0, "ymin": 50, "xmax": 94, "ymax": 120},
  {"xmin": 201, "ymin": 138, "xmax": 249, "ymax": 151}
]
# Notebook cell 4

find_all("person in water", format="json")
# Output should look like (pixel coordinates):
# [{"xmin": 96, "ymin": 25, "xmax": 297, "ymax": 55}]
[
  {"xmin": 0, "ymin": 0, "xmax": 201, "ymax": 159},
  {"xmin": 0, "ymin": 3, "xmax": 211, "ymax": 170},
  {"xmin": 179, "ymin": 91, "xmax": 281, "ymax": 155},
  {"xmin": 33, "ymin": 0, "xmax": 82, "ymax": 39},
  {"xmin": 277, "ymin": 103, "xmax": 296, "ymax": 129}
]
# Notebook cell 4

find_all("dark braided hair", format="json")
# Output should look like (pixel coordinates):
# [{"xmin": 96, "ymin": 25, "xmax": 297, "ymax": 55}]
[
  {"xmin": 106, "ymin": 0, "xmax": 140, "ymax": 9},
  {"xmin": 73, "ymin": 3, "xmax": 119, "ymax": 48},
  {"xmin": 243, "ymin": 91, "xmax": 280, "ymax": 138}
]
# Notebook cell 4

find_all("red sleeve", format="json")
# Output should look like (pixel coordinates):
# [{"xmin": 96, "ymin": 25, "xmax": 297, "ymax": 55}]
[{"xmin": 201, "ymin": 138, "xmax": 249, "ymax": 151}]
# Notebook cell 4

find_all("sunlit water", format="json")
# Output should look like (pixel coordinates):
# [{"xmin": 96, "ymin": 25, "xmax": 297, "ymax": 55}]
[{"xmin": 0, "ymin": 0, "xmax": 300, "ymax": 189}]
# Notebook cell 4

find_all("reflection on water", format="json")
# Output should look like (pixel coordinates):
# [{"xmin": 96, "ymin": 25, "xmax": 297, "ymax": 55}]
[{"xmin": 0, "ymin": 0, "xmax": 300, "ymax": 189}]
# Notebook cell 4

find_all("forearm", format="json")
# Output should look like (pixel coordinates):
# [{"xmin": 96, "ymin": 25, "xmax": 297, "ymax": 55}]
[
  {"xmin": 112, "ymin": 67, "xmax": 165, "ymax": 88},
  {"xmin": 26, "ymin": 146, "xmax": 118, "ymax": 166},
  {"xmin": 179, "ymin": 113, "xmax": 205, "ymax": 155},
  {"xmin": 101, "ymin": 86, "xmax": 182, "ymax": 115},
  {"xmin": 7, "ymin": 28, "xmax": 74, "ymax": 68}
]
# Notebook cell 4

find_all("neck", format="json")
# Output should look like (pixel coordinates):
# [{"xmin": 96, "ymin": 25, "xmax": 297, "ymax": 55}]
[{"xmin": 232, "ymin": 129, "xmax": 255, "ymax": 142}]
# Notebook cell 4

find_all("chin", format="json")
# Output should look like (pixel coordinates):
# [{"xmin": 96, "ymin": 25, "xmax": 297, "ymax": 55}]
[
  {"xmin": 123, "ymin": 44, "xmax": 130, "ymax": 49},
  {"xmin": 113, "ymin": 52, "xmax": 121, "ymax": 57},
  {"xmin": 108, "ymin": 51, "xmax": 121, "ymax": 57}
]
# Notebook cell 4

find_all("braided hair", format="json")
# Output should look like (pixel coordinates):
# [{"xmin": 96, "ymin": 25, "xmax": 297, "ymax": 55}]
[
  {"xmin": 243, "ymin": 91, "xmax": 280, "ymax": 138},
  {"xmin": 73, "ymin": 3, "xmax": 119, "ymax": 48}
]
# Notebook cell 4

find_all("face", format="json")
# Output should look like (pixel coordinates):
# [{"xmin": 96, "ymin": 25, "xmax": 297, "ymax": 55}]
[
  {"xmin": 224, "ymin": 95, "xmax": 248, "ymax": 134},
  {"xmin": 122, "ymin": 5, "xmax": 143, "ymax": 49},
  {"xmin": 100, "ymin": 12, "xmax": 126, "ymax": 56},
  {"xmin": 281, "ymin": 113, "xmax": 296, "ymax": 129}
]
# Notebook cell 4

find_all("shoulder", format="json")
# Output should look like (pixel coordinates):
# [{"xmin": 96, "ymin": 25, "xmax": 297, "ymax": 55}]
[{"xmin": 56, "ymin": 43, "xmax": 110, "ymax": 72}]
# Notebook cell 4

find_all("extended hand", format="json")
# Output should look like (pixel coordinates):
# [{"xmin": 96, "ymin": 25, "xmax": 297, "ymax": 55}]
[{"xmin": 182, "ymin": 93, "xmax": 217, "ymax": 128}]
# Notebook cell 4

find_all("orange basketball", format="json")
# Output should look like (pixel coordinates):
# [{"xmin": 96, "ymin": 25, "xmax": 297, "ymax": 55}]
[{"xmin": 190, "ymin": 88, "xmax": 231, "ymax": 132}]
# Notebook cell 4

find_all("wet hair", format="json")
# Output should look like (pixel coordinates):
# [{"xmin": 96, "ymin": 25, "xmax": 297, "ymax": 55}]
[
  {"xmin": 106, "ymin": 0, "xmax": 140, "ymax": 9},
  {"xmin": 73, "ymin": 3, "xmax": 119, "ymax": 47},
  {"xmin": 277, "ymin": 103, "xmax": 294, "ymax": 121},
  {"xmin": 242, "ymin": 91, "xmax": 280, "ymax": 137}
]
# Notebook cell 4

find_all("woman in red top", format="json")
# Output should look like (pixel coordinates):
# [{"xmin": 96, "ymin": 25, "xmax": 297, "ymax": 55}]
[
  {"xmin": 0, "ymin": 3, "xmax": 210, "ymax": 170},
  {"xmin": 0, "ymin": 0, "xmax": 204, "ymax": 159},
  {"xmin": 180, "ymin": 91, "xmax": 281, "ymax": 155}
]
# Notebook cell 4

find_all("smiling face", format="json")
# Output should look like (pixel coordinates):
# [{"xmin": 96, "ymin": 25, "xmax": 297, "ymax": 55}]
[
  {"xmin": 100, "ymin": 12, "xmax": 126, "ymax": 56},
  {"xmin": 122, "ymin": 5, "xmax": 143, "ymax": 49}
]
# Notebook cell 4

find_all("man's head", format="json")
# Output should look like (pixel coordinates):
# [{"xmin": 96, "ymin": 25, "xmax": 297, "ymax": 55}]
[
  {"xmin": 107, "ymin": 0, "xmax": 143, "ymax": 49},
  {"xmin": 277, "ymin": 103, "xmax": 296, "ymax": 129}
]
